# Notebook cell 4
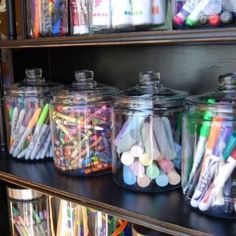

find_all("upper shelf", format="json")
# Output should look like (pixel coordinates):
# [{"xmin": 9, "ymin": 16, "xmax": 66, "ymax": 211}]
[
  {"xmin": 0, "ymin": 153, "xmax": 234, "ymax": 236},
  {"xmin": 1, "ymin": 28, "xmax": 236, "ymax": 48}
]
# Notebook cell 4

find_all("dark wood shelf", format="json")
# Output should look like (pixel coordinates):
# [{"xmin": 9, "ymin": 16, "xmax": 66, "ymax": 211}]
[
  {"xmin": 0, "ymin": 154, "xmax": 234, "ymax": 236},
  {"xmin": 1, "ymin": 28, "xmax": 236, "ymax": 48}
]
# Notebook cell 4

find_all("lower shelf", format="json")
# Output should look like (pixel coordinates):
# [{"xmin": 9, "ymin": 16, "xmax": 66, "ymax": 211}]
[{"xmin": 0, "ymin": 153, "xmax": 234, "ymax": 236}]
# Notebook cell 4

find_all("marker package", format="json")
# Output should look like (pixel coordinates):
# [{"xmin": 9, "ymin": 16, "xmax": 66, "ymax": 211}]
[
  {"xmin": 172, "ymin": 0, "xmax": 236, "ymax": 29},
  {"xmin": 3, "ymin": 68, "xmax": 62, "ymax": 161},
  {"xmin": 112, "ymin": 71, "xmax": 187, "ymax": 192},
  {"xmin": 49, "ymin": 70, "xmax": 119, "ymax": 176},
  {"xmin": 26, "ymin": 0, "xmax": 69, "ymax": 38},
  {"xmin": 182, "ymin": 73, "xmax": 236, "ymax": 218},
  {"xmin": 7, "ymin": 186, "xmax": 51, "ymax": 236}
]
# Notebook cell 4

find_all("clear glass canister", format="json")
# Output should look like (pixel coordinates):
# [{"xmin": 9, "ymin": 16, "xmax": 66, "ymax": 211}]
[
  {"xmin": 7, "ymin": 186, "xmax": 51, "ymax": 236},
  {"xmin": 49, "ymin": 70, "xmax": 118, "ymax": 176},
  {"xmin": 182, "ymin": 73, "xmax": 236, "ymax": 219},
  {"xmin": 112, "ymin": 71, "xmax": 187, "ymax": 192},
  {"xmin": 3, "ymin": 68, "xmax": 62, "ymax": 161}
]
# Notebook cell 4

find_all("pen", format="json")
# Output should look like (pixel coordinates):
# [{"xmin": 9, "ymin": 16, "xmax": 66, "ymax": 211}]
[
  {"xmin": 199, "ymin": 147, "xmax": 236, "ymax": 211},
  {"xmin": 13, "ymin": 107, "xmax": 42, "ymax": 157},
  {"xmin": 25, "ymin": 103, "xmax": 49, "ymax": 159}
]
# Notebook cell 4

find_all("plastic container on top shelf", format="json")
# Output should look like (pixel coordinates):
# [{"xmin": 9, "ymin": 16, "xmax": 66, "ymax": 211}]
[
  {"xmin": 26, "ymin": 0, "xmax": 69, "ymax": 38},
  {"xmin": 112, "ymin": 71, "xmax": 187, "ymax": 192},
  {"xmin": 172, "ymin": 0, "xmax": 236, "ymax": 29},
  {"xmin": 7, "ymin": 186, "xmax": 51, "ymax": 236},
  {"xmin": 182, "ymin": 73, "xmax": 236, "ymax": 219},
  {"xmin": 49, "ymin": 69, "xmax": 118, "ymax": 176},
  {"xmin": 3, "ymin": 68, "xmax": 62, "ymax": 161}
]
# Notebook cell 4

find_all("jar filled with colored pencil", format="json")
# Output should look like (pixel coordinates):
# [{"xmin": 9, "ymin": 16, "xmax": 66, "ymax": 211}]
[
  {"xmin": 3, "ymin": 68, "xmax": 62, "ymax": 161},
  {"xmin": 112, "ymin": 71, "xmax": 187, "ymax": 192},
  {"xmin": 7, "ymin": 186, "xmax": 51, "ymax": 236},
  {"xmin": 49, "ymin": 69, "xmax": 118, "ymax": 176},
  {"xmin": 182, "ymin": 73, "xmax": 236, "ymax": 218}
]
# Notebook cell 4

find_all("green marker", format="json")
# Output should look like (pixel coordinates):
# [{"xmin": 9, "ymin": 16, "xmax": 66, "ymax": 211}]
[{"xmin": 24, "ymin": 103, "xmax": 49, "ymax": 160}]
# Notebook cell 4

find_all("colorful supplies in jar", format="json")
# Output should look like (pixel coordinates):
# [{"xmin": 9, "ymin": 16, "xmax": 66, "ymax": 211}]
[
  {"xmin": 182, "ymin": 73, "xmax": 236, "ymax": 218},
  {"xmin": 7, "ymin": 186, "xmax": 51, "ymax": 236},
  {"xmin": 26, "ymin": 0, "xmax": 69, "ymax": 38},
  {"xmin": 55, "ymin": 199, "xmax": 131, "ymax": 236},
  {"xmin": 112, "ymin": 71, "xmax": 187, "ymax": 192},
  {"xmin": 49, "ymin": 70, "xmax": 118, "ymax": 176},
  {"xmin": 3, "ymin": 68, "xmax": 62, "ymax": 161}
]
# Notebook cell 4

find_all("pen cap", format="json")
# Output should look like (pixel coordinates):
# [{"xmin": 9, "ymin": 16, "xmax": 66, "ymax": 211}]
[{"xmin": 113, "ymin": 70, "xmax": 187, "ymax": 111}]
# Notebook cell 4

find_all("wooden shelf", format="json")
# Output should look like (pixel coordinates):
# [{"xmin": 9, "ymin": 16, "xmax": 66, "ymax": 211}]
[
  {"xmin": 1, "ymin": 28, "xmax": 236, "ymax": 48},
  {"xmin": 0, "ymin": 154, "xmax": 234, "ymax": 236}
]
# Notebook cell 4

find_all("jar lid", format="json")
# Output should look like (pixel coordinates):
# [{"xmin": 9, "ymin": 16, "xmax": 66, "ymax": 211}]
[
  {"xmin": 186, "ymin": 73, "xmax": 236, "ymax": 107},
  {"xmin": 114, "ymin": 71, "xmax": 187, "ymax": 110},
  {"xmin": 4, "ymin": 68, "xmax": 62, "ymax": 96},
  {"xmin": 51, "ymin": 70, "xmax": 118, "ymax": 105},
  {"xmin": 7, "ymin": 186, "xmax": 44, "ymax": 200}
]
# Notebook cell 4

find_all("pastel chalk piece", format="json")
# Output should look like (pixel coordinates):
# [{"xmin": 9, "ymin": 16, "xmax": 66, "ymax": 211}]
[
  {"xmin": 121, "ymin": 151, "xmax": 134, "ymax": 166},
  {"xmin": 139, "ymin": 153, "xmax": 153, "ymax": 166},
  {"xmin": 167, "ymin": 169, "xmax": 181, "ymax": 186},
  {"xmin": 137, "ymin": 174, "xmax": 151, "ymax": 188},
  {"xmin": 123, "ymin": 165, "xmax": 136, "ymax": 185},
  {"xmin": 141, "ymin": 121, "xmax": 161, "ymax": 161},
  {"xmin": 153, "ymin": 117, "xmax": 176, "ymax": 160},
  {"xmin": 130, "ymin": 144, "xmax": 144, "ymax": 157},
  {"xmin": 155, "ymin": 171, "xmax": 169, "ymax": 187},
  {"xmin": 130, "ymin": 160, "xmax": 145, "ymax": 177},
  {"xmin": 157, "ymin": 158, "xmax": 174, "ymax": 173},
  {"xmin": 146, "ymin": 162, "xmax": 160, "ymax": 180},
  {"xmin": 115, "ymin": 116, "xmax": 146, "ymax": 153}
]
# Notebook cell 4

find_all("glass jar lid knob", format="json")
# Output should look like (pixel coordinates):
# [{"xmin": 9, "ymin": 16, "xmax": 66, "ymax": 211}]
[{"xmin": 73, "ymin": 70, "xmax": 97, "ymax": 89}]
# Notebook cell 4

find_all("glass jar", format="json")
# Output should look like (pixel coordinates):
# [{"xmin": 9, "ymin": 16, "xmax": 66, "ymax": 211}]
[
  {"xmin": 3, "ymin": 68, "xmax": 62, "ymax": 161},
  {"xmin": 49, "ymin": 70, "xmax": 118, "ymax": 176},
  {"xmin": 7, "ymin": 186, "xmax": 51, "ymax": 236},
  {"xmin": 182, "ymin": 73, "xmax": 236, "ymax": 218},
  {"xmin": 112, "ymin": 71, "xmax": 187, "ymax": 192}
]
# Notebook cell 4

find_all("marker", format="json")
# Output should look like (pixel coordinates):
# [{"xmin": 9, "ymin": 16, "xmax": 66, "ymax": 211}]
[
  {"xmin": 186, "ymin": 0, "xmax": 211, "ymax": 26},
  {"xmin": 173, "ymin": 0, "xmax": 200, "ymax": 25},
  {"xmin": 190, "ymin": 117, "xmax": 226, "ymax": 208},
  {"xmin": 25, "ymin": 103, "xmax": 49, "ymax": 159},
  {"xmin": 199, "ymin": 147, "xmax": 236, "ymax": 211},
  {"xmin": 220, "ymin": 10, "xmax": 233, "ymax": 24},
  {"xmin": 208, "ymin": 14, "xmax": 220, "ymax": 27},
  {"xmin": 13, "ymin": 108, "xmax": 42, "ymax": 157},
  {"xmin": 10, "ymin": 107, "xmax": 19, "ymax": 146}
]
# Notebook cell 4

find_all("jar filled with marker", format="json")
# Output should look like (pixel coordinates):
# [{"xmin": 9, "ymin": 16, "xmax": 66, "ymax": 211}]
[
  {"xmin": 7, "ymin": 186, "xmax": 51, "ymax": 236},
  {"xmin": 3, "ymin": 68, "xmax": 62, "ymax": 161},
  {"xmin": 182, "ymin": 73, "xmax": 236, "ymax": 218},
  {"xmin": 49, "ymin": 70, "xmax": 118, "ymax": 176},
  {"xmin": 112, "ymin": 71, "xmax": 187, "ymax": 192}
]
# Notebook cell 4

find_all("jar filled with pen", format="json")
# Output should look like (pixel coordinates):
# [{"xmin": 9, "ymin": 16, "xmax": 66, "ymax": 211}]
[
  {"xmin": 112, "ymin": 71, "xmax": 187, "ymax": 192},
  {"xmin": 7, "ymin": 186, "xmax": 51, "ymax": 236},
  {"xmin": 49, "ymin": 69, "xmax": 118, "ymax": 176},
  {"xmin": 182, "ymin": 73, "xmax": 236, "ymax": 218},
  {"xmin": 3, "ymin": 68, "xmax": 62, "ymax": 161}
]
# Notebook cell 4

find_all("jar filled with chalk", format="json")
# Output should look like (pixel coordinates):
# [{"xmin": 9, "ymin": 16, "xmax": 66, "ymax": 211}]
[
  {"xmin": 49, "ymin": 70, "xmax": 118, "ymax": 176},
  {"xmin": 7, "ymin": 185, "xmax": 51, "ymax": 236},
  {"xmin": 3, "ymin": 68, "xmax": 62, "ymax": 161},
  {"xmin": 112, "ymin": 71, "xmax": 187, "ymax": 192},
  {"xmin": 182, "ymin": 73, "xmax": 236, "ymax": 219}
]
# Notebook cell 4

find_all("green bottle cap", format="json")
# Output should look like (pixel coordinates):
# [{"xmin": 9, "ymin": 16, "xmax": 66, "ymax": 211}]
[{"xmin": 186, "ymin": 18, "xmax": 198, "ymax": 27}]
